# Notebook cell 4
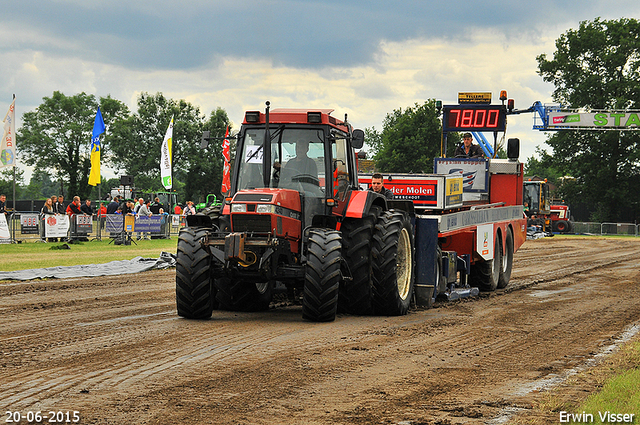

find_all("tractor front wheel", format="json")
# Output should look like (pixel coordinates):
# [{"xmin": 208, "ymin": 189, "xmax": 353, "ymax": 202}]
[
  {"xmin": 302, "ymin": 229, "xmax": 342, "ymax": 322},
  {"xmin": 176, "ymin": 226, "xmax": 218, "ymax": 319}
]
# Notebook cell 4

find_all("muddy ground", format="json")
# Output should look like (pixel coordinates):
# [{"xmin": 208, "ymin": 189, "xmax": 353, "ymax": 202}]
[{"xmin": 1, "ymin": 237, "xmax": 640, "ymax": 425}]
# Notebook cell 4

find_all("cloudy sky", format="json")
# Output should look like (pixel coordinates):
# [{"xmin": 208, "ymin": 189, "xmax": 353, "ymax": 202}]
[{"xmin": 1, "ymin": 0, "xmax": 639, "ymax": 180}]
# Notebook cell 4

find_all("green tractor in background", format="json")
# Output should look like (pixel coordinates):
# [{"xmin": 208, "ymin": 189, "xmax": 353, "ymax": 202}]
[{"xmin": 196, "ymin": 194, "xmax": 223, "ymax": 213}]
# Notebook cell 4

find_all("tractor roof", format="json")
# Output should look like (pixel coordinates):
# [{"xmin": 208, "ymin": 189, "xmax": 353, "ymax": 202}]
[{"xmin": 243, "ymin": 108, "xmax": 348, "ymax": 130}]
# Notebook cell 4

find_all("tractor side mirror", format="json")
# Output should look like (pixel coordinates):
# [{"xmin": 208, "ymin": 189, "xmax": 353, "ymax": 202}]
[{"xmin": 351, "ymin": 129, "xmax": 365, "ymax": 149}]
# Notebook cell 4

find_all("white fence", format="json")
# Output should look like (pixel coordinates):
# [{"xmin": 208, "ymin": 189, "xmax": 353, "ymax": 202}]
[{"xmin": 564, "ymin": 222, "xmax": 638, "ymax": 236}]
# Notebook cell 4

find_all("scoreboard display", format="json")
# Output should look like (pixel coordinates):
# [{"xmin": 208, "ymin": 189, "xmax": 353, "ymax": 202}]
[{"xmin": 443, "ymin": 104, "xmax": 507, "ymax": 132}]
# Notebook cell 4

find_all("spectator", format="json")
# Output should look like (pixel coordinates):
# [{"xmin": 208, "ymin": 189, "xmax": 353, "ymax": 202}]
[
  {"xmin": 55, "ymin": 195, "xmax": 66, "ymax": 214},
  {"xmin": 66, "ymin": 196, "xmax": 83, "ymax": 216},
  {"xmin": 136, "ymin": 200, "xmax": 152, "ymax": 217},
  {"xmin": 136, "ymin": 198, "xmax": 152, "ymax": 240},
  {"xmin": 41, "ymin": 198, "xmax": 55, "ymax": 215},
  {"xmin": 134, "ymin": 198, "xmax": 145, "ymax": 214},
  {"xmin": 183, "ymin": 201, "xmax": 196, "ymax": 216},
  {"xmin": 122, "ymin": 200, "xmax": 135, "ymax": 215},
  {"xmin": 97, "ymin": 202, "xmax": 107, "ymax": 230},
  {"xmin": 0, "ymin": 194, "xmax": 6, "ymax": 217},
  {"xmin": 150, "ymin": 197, "xmax": 161, "ymax": 214},
  {"xmin": 40, "ymin": 198, "xmax": 56, "ymax": 242},
  {"xmin": 174, "ymin": 204, "xmax": 182, "ymax": 215},
  {"xmin": 106, "ymin": 196, "xmax": 120, "ymax": 214},
  {"xmin": 81, "ymin": 199, "xmax": 93, "ymax": 216}
]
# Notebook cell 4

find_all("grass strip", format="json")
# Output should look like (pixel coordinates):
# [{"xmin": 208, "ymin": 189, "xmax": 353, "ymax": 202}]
[{"xmin": 0, "ymin": 238, "xmax": 178, "ymax": 271}]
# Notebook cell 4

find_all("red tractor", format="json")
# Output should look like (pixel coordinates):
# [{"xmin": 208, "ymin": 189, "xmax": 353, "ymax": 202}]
[{"xmin": 176, "ymin": 103, "xmax": 413, "ymax": 322}]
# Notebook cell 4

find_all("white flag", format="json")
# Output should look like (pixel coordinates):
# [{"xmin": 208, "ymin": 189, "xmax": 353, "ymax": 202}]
[
  {"xmin": 160, "ymin": 116, "xmax": 173, "ymax": 189},
  {"xmin": 0, "ymin": 98, "xmax": 16, "ymax": 169}
]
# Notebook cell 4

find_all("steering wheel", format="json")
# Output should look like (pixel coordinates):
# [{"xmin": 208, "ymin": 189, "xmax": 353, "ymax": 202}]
[{"xmin": 291, "ymin": 174, "xmax": 320, "ymax": 186}]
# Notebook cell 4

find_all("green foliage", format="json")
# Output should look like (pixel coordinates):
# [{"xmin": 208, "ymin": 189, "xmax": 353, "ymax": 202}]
[
  {"xmin": 107, "ymin": 93, "xmax": 230, "ymax": 203},
  {"xmin": 0, "ymin": 167, "xmax": 25, "ymax": 199},
  {"xmin": 372, "ymin": 100, "xmax": 456, "ymax": 173},
  {"xmin": 536, "ymin": 18, "xmax": 640, "ymax": 222},
  {"xmin": 16, "ymin": 92, "xmax": 129, "ymax": 201},
  {"xmin": 577, "ymin": 341, "xmax": 640, "ymax": 423},
  {"xmin": 182, "ymin": 107, "xmax": 231, "ymax": 203}
]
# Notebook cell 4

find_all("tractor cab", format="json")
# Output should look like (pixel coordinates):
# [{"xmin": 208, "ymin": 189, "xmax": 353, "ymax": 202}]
[{"xmin": 231, "ymin": 105, "xmax": 363, "ymax": 231}]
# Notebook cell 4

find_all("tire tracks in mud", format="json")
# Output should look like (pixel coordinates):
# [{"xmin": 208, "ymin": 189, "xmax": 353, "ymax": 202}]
[{"xmin": 1, "ymin": 238, "xmax": 640, "ymax": 424}]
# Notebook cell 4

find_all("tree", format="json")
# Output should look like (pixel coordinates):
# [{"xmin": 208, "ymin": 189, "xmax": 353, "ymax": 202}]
[
  {"xmin": 182, "ymin": 107, "xmax": 231, "ymax": 203},
  {"xmin": 108, "ymin": 93, "xmax": 230, "ymax": 203},
  {"xmin": 372, "ymin": 100, "xmax": 458, "ymax": 173},
  {"xmin": 0, "ymin": 167, "xmax": 24, "ymax": 200},
  {"xmin": 23, "ymin": 170, "xmax": 57, "ymax": 200},
  {"xmin": 17, "ymin": 91, "xmax": 129, "ymax": 200},
  {"xmin": 536, "ymin": 18, "xmax": 640, "ymax": 222}
]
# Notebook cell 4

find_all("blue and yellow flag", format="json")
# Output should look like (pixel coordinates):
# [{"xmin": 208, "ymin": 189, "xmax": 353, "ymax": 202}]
[{"xmin": 88, "ymin": 107, "xmax": 105, "ymax": 186}]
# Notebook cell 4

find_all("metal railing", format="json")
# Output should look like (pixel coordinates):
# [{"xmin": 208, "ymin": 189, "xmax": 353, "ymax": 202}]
[
  {"xmin": 0, "ymin": 212, "xmax": 187, "ymax": 244},
  {"xmin": 567, "ymin": 222, "xmax": 638, "ymax": 237}
]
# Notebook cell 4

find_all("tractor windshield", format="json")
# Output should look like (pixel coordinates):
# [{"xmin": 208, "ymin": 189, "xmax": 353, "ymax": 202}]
[
  {"xmin": 237, "ymin": 127, "xmax": 327, "ymax": 198},
  {"xmin": 523, "ymin": 184, "xmax": 540, "ymax": 213}
]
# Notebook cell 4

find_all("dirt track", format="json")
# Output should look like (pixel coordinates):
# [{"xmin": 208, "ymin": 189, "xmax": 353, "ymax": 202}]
[{"xmin": 1, "ymin": 237, "xmax": 640, "ymax": 425}]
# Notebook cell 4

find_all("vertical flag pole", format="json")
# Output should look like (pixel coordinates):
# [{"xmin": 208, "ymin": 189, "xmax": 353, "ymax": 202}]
[{"xmin": 12, "ymin": 94, "xmax": 15, "ymax": 212}]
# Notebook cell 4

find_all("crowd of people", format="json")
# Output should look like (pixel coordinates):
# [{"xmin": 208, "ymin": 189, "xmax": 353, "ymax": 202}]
[{"xmin": 2, "ymin": 193, "xmax": 201, "ymax": 242}]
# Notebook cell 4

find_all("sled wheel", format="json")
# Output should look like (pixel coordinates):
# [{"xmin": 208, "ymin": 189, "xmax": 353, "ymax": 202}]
[{"xmin": 497, "ymin": 227, "xmax": 514, "ymax": 289}]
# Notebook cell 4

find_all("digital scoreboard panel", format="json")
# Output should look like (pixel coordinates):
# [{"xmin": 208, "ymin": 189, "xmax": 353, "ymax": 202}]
[{"xmin": 443, "ymin": 105, "xmax": 507, "ymax": 132}]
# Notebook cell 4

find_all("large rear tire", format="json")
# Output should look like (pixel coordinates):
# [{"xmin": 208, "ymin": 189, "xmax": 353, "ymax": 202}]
[
  {"xmin": 215, "ymin": 278, "xmax": 273, "ymax": 312},
  {"xmin": 176, "ymin": 226, "xmax": 218, "ymax": 319},
  {"xmin": 338, "ymin": 207, "xmax": 380, "ymax": 315},
  {"xmin": 497, "ymin": 228, "xmax": 514, "ymax": 289},
  {"xmin": 470, "ymin": 234, "xmax": 501, "ymax": 292},
  {"xmin": 302, "ymin": 229, "xmax": 342, "ymax": 322},
  {"xmin": 371, "ymin": 211, "xmax": 415, "ymax": 316}
]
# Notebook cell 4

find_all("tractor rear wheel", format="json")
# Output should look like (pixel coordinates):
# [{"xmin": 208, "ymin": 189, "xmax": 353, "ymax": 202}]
[
  {"xmin": 338, "ymin": 207, "xmax": 380, "ymax": 315},
  {"xmin": 498, "ymin": 228, "xmax": 514, "ymax": 289},
  {"xmin": 371, "ymin": 211, "xmax": 415, "ymax": 316},
  {"xmin": 302, "ymin": 229, "xmax": 342, "ymax": 322},
  {"xmin": 470, "ymin": 234, "xmax": 501, "ymax": 291},
  {"xmin": 176, "ymin": 226, "xmax": 218, "ymax": 319},
  {"xmin": 215, "ymin": 278, "xmax": 273, "ymax": 312}
]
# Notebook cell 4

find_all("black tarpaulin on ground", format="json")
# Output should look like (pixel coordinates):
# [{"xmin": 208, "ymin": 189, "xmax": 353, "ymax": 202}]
[{"xmin": 0, "ymin": 252, "xmax": 176, "ymax": 281}]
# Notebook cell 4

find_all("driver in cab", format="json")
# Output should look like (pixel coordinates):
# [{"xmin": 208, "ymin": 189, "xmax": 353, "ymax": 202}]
[
  {"xmin": 454, "ymin": 133, "xmax": 484, "ymax": 158},
  {"xmin": 281, "ymin": 140, "xmax": 318, "ymax": 185}
]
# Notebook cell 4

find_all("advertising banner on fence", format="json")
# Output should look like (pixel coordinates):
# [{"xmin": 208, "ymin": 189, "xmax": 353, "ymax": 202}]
[
  {"xmin": 0, "ymin": 213, "xmax": 10, "ymax": 241},
  {"xmin": 134, "ymin": 215, "xmax": 162, "ymax": 233},
  {"xmin": 105, "ymin": 215, "xmax": 163, "ymax": 234},
  {"xmin": 20, "ymin": 214, "xmax": 39, "ymax": 234},
  {"xmin": 44, "ymin": 214, "xmax": 70, "ymax": 238}
]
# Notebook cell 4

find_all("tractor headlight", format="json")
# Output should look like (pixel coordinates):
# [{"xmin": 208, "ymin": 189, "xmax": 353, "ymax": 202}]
[
  {"xmin": 231, "ymin": 203, "xmax": 247, "ymax": 213},
  {"xmin": 256, "ymin": 204, "xmax": 276, "ymax": 214}
]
